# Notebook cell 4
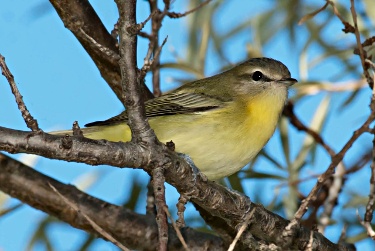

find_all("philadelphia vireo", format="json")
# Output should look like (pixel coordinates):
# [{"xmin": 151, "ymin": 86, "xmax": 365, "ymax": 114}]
[{"xmin": 53, "ymin": 58, "xmax": 297, "ymax": 180}]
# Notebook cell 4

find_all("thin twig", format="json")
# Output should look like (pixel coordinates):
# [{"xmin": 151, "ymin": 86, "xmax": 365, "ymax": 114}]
[
  {"xmin": 357, "ymin": 209, "xmax": 375, "ymax": 240},
  {"xmin": 145, "ymin": 0, "xmax": 172, "ymax": 97},
  {"xmin": 295, "ymin": 79, "xmax": 366, "ymax": 96},
  {"xmin": 350, "ymin": 0, "xmax": 366, "ymax": 74},
  {"xmin": 168, "ymin": 0, "xmax": 213, "ymax": 18},
  {"xmin": 345, "ymin": 150, "xmax": 372, "ymax": 175},
  {"xmin": 349, "ymin": 1, "xmax": 375, "ymax": 238},
  {"xmin": 0, "ymin": 203, "xmax": 23, "ymax": 217},
  {"xmin": 163, "ymin": 207, "xmax": 190, "ymax": 251},
  {"xmin": 0, "ymin": 54, "xmax": 40, "ymax": 131},
  {"xmin": 329, "ymin": 1, "xmax": 351, "ymax": 27},
  {"xmin": 283, "ymin": 101, "xmax": 335, "ymax": 157},
  {"xmin": 138, "ymin": 31, "xmax": 152, "ymax": 40},
  {"xmin": 363, "ymin": 125, "xmax": 375, "ymax": 239},
  {"xmin": 276, "ymin": 151, "xmax": 370, "ymax": 189},
  {"xmin": 319, "ymin": 163, "xmax": 345, "ymax": 233},
  {"xmin": 152, "ymin": 167, "xmax": 168, "ymax": 251},
  {"xmin": 361, "ymin": 66, "xmax": 375, "ymax": 239},
  {"xmin": 294, "ymin": 108, "xmax": 375, "ymax": 220},
  {"xmin": 141, "ymin": 36, "xmax": 168, "ymax": 80},
  {"xmin": 79, "ymin": 28, "xmax": 120, "ymax": 63},
  {"xmin": 136, "ymin": 10, "xmax": 157, "ymax": 32},
  {"xmin": 176, "ymin": 195, "xmax": 188, "ymax": 228},
  {"xmin": 366, "ymin": 59, "xmax": 375, "ymax": 70},
  {"xmin": 227, "ymin": 207, "xmax": 255, "ymax": 251},
  {"xmin": 48, "ymin": 183, "xmax": 130, "ymax": 251},
  {"xmin": 350, "ymin": 0, "xmax": 373, "ymax": 88},
  {"xmin": 298, "ymin": 1, "xmax": 329, "ymax": 25}
]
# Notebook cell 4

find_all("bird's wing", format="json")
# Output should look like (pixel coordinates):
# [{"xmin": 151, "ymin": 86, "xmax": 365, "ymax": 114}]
[{"xmin": 85, "ymin": 91, "xmax": 226, "ymax": 127}]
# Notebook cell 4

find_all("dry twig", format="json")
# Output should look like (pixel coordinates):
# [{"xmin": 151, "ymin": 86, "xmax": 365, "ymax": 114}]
[
  {"xmin": 152, "ymin": 167, "xmax": 168, "ymax": 251},
  {"xmin": 294, "ymin": 108, "xmax": 375, "ymax": 220},
  {"xmin": 48, "ymin": 183, "xmax": 130, "ymax": 251},
  {"xmin": 227, "ymin": 207, "xmax": 256, "ymax": 251},
  {"xmin": 168, "ymin": 0, "xmax": 213, "ymax": 18},
  {"xmin": 283, "ymin": 101, "xmax": 335, "ymax": 157},
  {"xmin": 163, "ymin": 207, "xmax": 189, "ymax": 251},
  {"xmin": 0, "ymin": 54, "xmax": 40, "ymax": 131}
]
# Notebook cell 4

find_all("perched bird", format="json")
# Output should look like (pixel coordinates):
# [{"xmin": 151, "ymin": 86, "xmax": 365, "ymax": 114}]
[{"xmin": 53, "ymin": 58, "xmax": 297, "ymax": 180}]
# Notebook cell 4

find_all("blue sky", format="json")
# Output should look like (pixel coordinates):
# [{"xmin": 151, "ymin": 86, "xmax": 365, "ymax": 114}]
[{"xmin": 0, "ymin": 0, "xmax": 374, "ymax": 250}]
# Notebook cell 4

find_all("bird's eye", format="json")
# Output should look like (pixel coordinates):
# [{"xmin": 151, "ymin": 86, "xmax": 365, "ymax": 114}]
[{"xmin": 252, "ymin": 71, "xmax": 263, "ymax": 81}]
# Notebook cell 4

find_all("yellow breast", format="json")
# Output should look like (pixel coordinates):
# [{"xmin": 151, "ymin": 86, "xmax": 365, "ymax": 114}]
[{"xmin": 243, "ymin": 92, "xmax": 285, "ymax": 146}]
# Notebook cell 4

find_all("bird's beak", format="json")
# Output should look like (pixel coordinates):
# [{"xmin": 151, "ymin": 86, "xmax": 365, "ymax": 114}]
[{"xmin": 279, "ymin": 78, "xmax": 298, "ymax": 87}]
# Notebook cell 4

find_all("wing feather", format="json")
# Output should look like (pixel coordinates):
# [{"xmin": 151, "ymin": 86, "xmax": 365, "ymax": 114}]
[{"xmin": 85, "ymin": 91, "xmax": 227, "ymax": 127}]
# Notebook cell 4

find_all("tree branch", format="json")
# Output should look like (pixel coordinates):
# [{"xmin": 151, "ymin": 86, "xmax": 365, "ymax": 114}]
[
  {"xmin": 0, "ymin": 127, "xmax": 354, "ymax": 250},
  {"xmin": 0, "ymin": 153, "xmax": 225, "ymax": 251}
]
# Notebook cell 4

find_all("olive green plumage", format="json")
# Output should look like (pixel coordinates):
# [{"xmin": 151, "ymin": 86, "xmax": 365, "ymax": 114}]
[{"xmin": 53, "ymin": 58, "xmax": 297, "ymax": 179}]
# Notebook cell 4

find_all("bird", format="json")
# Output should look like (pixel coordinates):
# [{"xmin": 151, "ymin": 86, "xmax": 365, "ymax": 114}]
[{"xmin": 53, "ymin": 58, "xmax": 297, "ymax": 180}]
